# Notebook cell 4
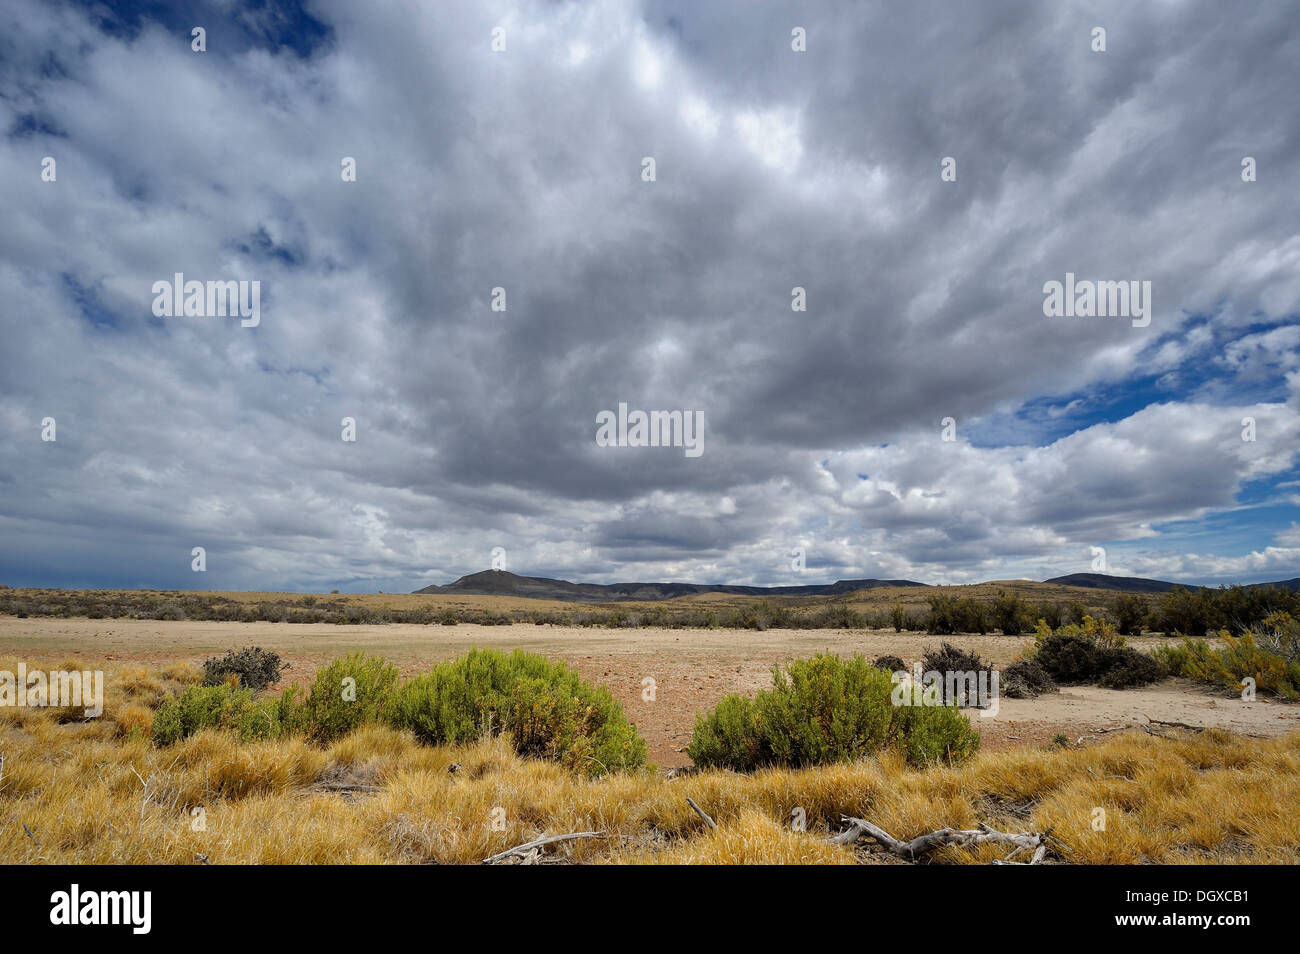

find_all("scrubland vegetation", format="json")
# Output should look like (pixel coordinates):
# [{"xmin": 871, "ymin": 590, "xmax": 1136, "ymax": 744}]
[
  {"xmin": 687, "ymin": 654, "xmax": 980, "ymax": 771},
  {"xmin": 2, "ymin": 582, "xmax": 1295, "ymax": 637},
  {"xmin": 152, "ymin": 648, "xmax": 646, "ymax": 776},
  {"xmin": 3, "ymin": 584, "xmax": 1299, "ymax": 864},
  {"xmin": 1156, "ymin": 612, "xmax": 1300, "ymax": 701},
  {"xmin": 1, "ymin": 651, "xmax": 1297, "ymax": 864}
]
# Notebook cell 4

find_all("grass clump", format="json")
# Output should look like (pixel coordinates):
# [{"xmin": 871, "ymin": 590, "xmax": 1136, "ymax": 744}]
[
  {"xmin": 384, "ymin": 648, "xmax": 647, "ymax": 776},
  {"xmin": 686, "ymin": 653, "xmax": 979, "ymax": 771}
]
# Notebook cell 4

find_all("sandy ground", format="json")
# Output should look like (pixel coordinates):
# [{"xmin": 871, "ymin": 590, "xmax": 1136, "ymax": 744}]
[{"xmin": 3, "ymin": 617, "xmax": 1297, "ymax": 767}]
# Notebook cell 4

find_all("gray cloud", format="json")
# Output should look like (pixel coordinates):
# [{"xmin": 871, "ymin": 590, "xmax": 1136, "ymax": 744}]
[{"xmin": 0, "ymin": 0, "xmax": 1298, "ymax": 591}]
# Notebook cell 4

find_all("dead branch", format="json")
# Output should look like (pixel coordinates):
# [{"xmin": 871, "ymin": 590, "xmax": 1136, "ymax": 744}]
[
  {"xmin": 686, "ymin": 797, "xmax": 717, "ymax": 830},
  {"xmin": 1143, "ymin": 717, "xmax": 1205, "ymax": 733},
  {"xmin": 833, "ymin": 816, "xmax": 1058, "ymax": 864},
  {"xmin": 482, "ymin": 831, "xmax": 606, "ymax": 865},
  {"xmin": 307, "ymin": 781, "xmax": 382, "ymax": 794}
]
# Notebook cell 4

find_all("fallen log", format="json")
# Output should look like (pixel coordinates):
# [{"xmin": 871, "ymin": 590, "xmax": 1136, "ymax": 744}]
[
  {"xmin": 481, "ymin": 831, "xmax": 606, "ymax": 865},
  {"xmin": 832, "ymin": 816, "xmax": 1059, "ymax": 864}
]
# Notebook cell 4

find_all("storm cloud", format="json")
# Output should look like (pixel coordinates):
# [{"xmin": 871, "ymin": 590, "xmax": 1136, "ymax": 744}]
[{"xmin": 1, "ymin": 0, "xmax": 1297, "ymax": 591}]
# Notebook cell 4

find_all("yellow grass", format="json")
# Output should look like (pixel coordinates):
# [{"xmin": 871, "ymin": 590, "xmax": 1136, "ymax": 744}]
[{"xmin": 1, "ymin": 657, "xmax": 1296, "ymax": 865}]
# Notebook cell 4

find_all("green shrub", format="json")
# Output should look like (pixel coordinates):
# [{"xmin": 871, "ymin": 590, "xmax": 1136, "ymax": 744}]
[
  {"xmin": 234, "ymin": 686, "xmax": 298, "ymax": 741},
  {"xmin": 295, "ymin": 653, "xmax": 399, "ymax": 743},
  {"xmin": 153, "ymin": 684, "xmax": 256, "ymax": 745},
  {"xmin": 992, "ymin": 591, "xmax": 1030, "ymax": 636},
  {"xmin": 384, "ymin": 648, "xmax": 646, "ymax": 776},
  {"xmin": 889, "ymin": 605, "xmax": 906, "ymax": 633},
  {"xmin": 1111, "ymin": 594, "xmax": 1147, "ymax": 636},
  {"xmin": 894, "ymin": 702, "xmax": 981, "ymax": 765},
  {"xmin": 1155, "ymin": 618, "xmax": 1300, "ymax": 701},
  {"xmin": 686, "ymin": 653, "xmax": 979, "ymax": 770}
]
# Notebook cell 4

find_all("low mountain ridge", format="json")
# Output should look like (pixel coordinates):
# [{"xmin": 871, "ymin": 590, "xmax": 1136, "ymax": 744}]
[
  {"xmin": 414, "ymin": 569, "xmax": 1300, "ymax": 601},
  {"xmin": 412, "ymin": 570, "xmax": 928, "ymax": 603},
  {"xmin": 1045, "ymin": 573, "xmax": 1300, "ymax": 593}
]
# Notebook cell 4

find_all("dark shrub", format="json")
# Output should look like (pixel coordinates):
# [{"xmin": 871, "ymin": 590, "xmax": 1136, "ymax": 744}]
[
  {"xmin": 890, "ymin": 605, "xmax": 907, "ymax": 633},
  {"xmin": 1034, "ymin": 633, "xmax": 1106, "ymax": 683},
  {"xmin": 919, "ymin": 642, "xmax": 995, "ymax": 706},
  {"xmin": 1097, "ymin": 648, "xmax": 1165, "ymax": 689},
  {"xmin": 926, "ymin": 595, "xmax": 958, "ymax": 635},
  {"xmin": 1156, "ymin": 587, "xmax": 1217, "ymax": 638},
  {"xmin": 873, "ymin": 654, "xmax": 906, "ymax": 673},
  {"xmin": 1035, "ymin": 632, "xmax": 1163, "ymax": 689},
  {"xmin": 202, "ymin": 646, "xmax": 287, "ymax": 691},
  {"xmin": 687, "ymin": 653, "xmax": 979, "ymax": 770},
  {"xmin": 1000, "ymin": 660, "xmax": 1057, "ymax": 699}
]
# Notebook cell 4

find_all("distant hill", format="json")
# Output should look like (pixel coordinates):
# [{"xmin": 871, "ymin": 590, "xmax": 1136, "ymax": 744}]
[
  {"xmin": 412, "ymin": 570, "xmax": 928, "ymax": 603},
  {"xmin": 1044, "ymin": 573, "xmax": 1182, "ymax": 593},
  {"xmin": 1046, "ymin": 573, "xmax": 1300, "ymax": 594}
]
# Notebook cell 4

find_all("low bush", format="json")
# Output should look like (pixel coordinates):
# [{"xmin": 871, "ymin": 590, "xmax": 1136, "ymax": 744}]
[
  {"xmin": 1000, "ymin": 660, "xmax": 1057, "ymax": 699},
  {"xmin": 153, "ymin": 684, "xmax": 257, "ymax": 745},
  {"xmin": 295, "ymin": 653, "xmax": 399, "ymax": 743},
  {"xmin": 920, "ymin": 642, "xmax": 994, "ymax": 706},
  {"xmin": 1097, "ymin": 648, "xmax": 1164, "ymax": 689},
  {"xmin": 1034, "ymin": 633, "xmax": 1106, "ymax": 683},
  {"xmin": 1032, "ymin": 617, "xmax": 1163, "ymax": 690},
  {"xmin": 686, "ymin": 653, "xmax": 979, "ymax": 770},
  {"xmin": 202, "ymin": 646, "xmax": 287, "ymax": 691},
  {"xmin": 1154, "ymin": 614, "xmax": 1300, "ymax": 700},
  {"xmin": 872, "ymin": 654, "xmax": 906, "ymax": 673},
  {"xmin": 383, "ymin": 648, "xmax": 646, "ymax": 776}
]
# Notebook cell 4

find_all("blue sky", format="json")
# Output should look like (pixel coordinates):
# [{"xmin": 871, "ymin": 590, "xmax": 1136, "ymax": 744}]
[{"xmin": 1, "ymin": 0, "xmax": 1298, "ymax": 592}]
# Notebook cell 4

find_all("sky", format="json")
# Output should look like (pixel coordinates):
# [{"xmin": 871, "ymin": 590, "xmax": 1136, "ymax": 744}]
[{"xmin": 1, "ymin": 0, "xmax": 1298, "ymax": 592}]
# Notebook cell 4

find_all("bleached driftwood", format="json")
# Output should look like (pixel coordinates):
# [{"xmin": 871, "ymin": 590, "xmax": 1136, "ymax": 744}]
[
  {"xmin": 481, "ymin": 831, "xmax": 606, "ymax": 865},
  {"xmin": 686, "ymin": 797, "xmax": 717, "ymax": 830},
  {"xmin": 832, "ymin": 816, "xmax": 1058, "ymax": 864}
]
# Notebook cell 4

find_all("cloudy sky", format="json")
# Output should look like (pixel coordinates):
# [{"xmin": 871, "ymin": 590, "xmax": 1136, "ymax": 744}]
[{"xmin": 2, "ymin": 0, "xmax": 1298, "ymax": 592}]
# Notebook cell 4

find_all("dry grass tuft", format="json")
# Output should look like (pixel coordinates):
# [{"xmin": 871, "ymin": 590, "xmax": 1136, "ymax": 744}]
[{"xmin": 0, "ymin": 658, "xmax": 1296, "ymax": 864}]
